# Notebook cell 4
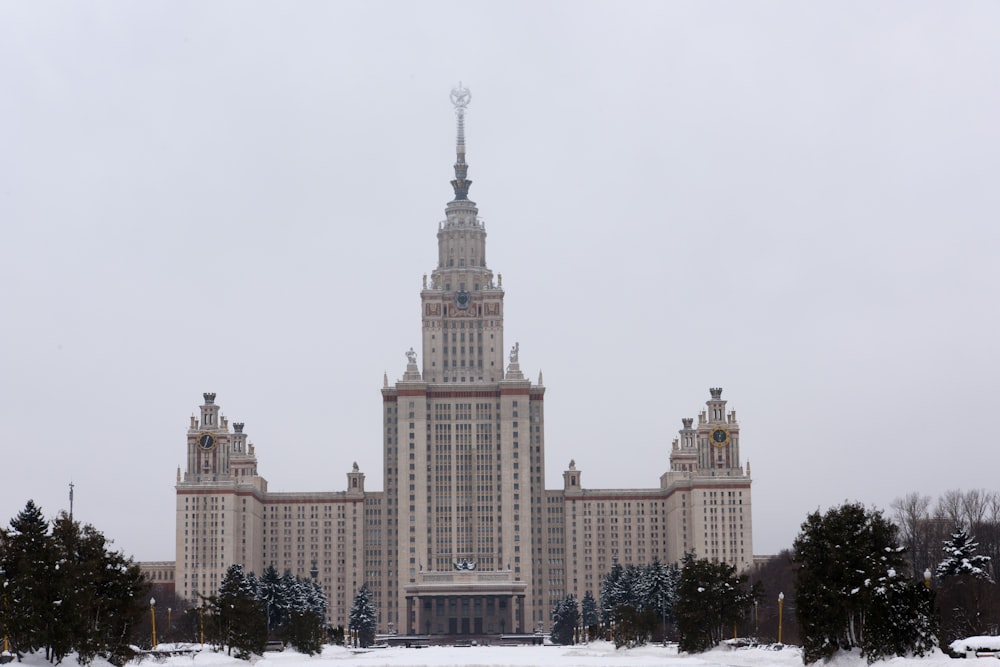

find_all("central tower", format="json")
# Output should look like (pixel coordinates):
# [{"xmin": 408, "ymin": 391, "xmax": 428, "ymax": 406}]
[
  {"xmin": 420, "ymin": 84, "xmax": 505, "ymax": 384},
  {"xmin": 381, "ymin": 84, "xmax": 547, "ymax": 636}
]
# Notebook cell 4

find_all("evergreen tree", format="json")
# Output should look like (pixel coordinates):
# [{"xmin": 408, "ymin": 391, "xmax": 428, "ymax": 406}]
[
  {"xmin": 214, "ymin": 564, "xmax": 266, "ymax": 659},
  {"xmin": 599, "ymin": 559, "xmax": 623, "ymax": 624},
  {"xmin": 581, "ymin": 591, "xmax": 599, "ymax": 632},
  {"xmin": 279, "ymin": 576, "xmax": 326, "ymax": 655},
  {"xmin": 935, "ymin": 524, "xmax": 996, "ymax": 644},
  {"xmin": 279, "ymin": 570, "xmax": 298, "ymax": 626},
  {"xmin": 794, "ymin": 502, "xmax": 935, "ymax": 665},
  {"xmin": 640, "ymin": 559, "xmax": 679, "ymax": 641},
  {"xmin": 0, "ymin": 504, "xmax": 147, "ymax": 666},
  {"xmin": 550, "ymin": 596, "xmax": 579, "ymax": 645},
  {"xmin": 348, "ymin": 584, "xmax": 376, "ymax": 648},
  {"xmin": 675, "ymin": 553, "xmax": 751, "ymax": 653},
  {"xmin": 861, "ymin": 568, "xmax": 937, "ymax": 663},
  {"xmin": 937, "ymin": 525, "xmax": 992, "ymax": 580},
  {"xmin": 282, "ymin": 609, "xmax": 323, "ymax": 655},
  {"xmin": 1, "ymin": 500, "xmax": 55, "ymax": 659},
  {"xmin": 257, "ymin": 565, "xmax": 284, "ymax": 631},
  {"xmin": 598, "ymin": 560, "xmax": 682, "ymax": 647}
]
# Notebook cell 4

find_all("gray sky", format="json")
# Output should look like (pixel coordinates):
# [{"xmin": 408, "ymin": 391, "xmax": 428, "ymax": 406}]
[{"xmin": 2, "ymin": 2, "xmax": 998, "ymax": 563}]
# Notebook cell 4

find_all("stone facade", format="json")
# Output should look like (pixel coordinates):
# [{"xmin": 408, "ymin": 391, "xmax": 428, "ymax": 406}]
[{"xmin": 168, "ymin": 89, "xmax": 753, "ymax": 637}]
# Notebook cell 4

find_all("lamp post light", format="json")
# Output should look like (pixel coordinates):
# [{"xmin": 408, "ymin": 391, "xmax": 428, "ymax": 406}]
[
  {"xmin": 150, "ymin": 597, "xmax": 158, "ymax": 650},
  {"xmin": 777, "ymin": 592, "xmax": 784, "ymax": 645},
  {"xmin": 167, "ymin": 608, "xmax": 171, "ymax": 641},
  {"xmin": 2, "ymin": 592, "xmax": 11, "ymax": 658}
]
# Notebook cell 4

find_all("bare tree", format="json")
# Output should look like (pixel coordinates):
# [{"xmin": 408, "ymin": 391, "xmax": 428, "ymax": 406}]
[
  {"xmin": 963, "ymin": 489, "xmax": 989, "ymax": 533},
  {"xmin": 891, "ymin": 492, "xmax": 932, "ymax": 575},
  {"xmin": 935, "ymin": 489, "xmax": 965, "ymax": 526}
]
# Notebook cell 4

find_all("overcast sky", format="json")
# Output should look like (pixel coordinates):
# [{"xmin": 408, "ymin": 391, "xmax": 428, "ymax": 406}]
[{"xmin": 2, "ymin": 2, "xmax": 998, "ymax": 563}]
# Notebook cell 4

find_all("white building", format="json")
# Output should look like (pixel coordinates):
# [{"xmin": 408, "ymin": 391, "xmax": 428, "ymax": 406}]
[{"xmin": 170, "ymin": 86, "xmax": 753, "ymax": 638}]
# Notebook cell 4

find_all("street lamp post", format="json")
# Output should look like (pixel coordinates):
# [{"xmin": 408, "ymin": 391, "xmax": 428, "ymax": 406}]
[
  {"xmin": 753, "ymin": 599, "xmax": 759, "ymax": 637},
  {"xmin": 777, "ymin": 592, "xmax": 784, "ymax": 645},
  {"xmin": 150, "ymin": 597, "xmax": 157, "ymax": 650}
]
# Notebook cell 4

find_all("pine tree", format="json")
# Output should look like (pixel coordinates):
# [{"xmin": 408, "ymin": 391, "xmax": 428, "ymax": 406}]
[
  {"xmin": 280, "ymin": 576, "xmax": 325, "ymax": 655},
  {"xmin": 581, "ymin": 591, "xmax": 599, "ymax": 632},
  {"xmin": 348, "ymin": 584, "xmax": 376, "ymax": 648},
  {"xmin": 675, "ymin": 553, "xmax": 751, "ymax": 653},
  {"xmin": 640, "ymin": 559, "xmax": 679, "ymax": 641},
  {"xmin": 550, "ymin": 596, "xmax": 579, "ymax": 645},
  {"xmin": 598, "ymin": 560, "xmax": 682, "ymax": 647},
  {"xmin": 794, "ymin": 502, "xmax": 934, "ymax": 665},
  {"xmin": 0, "ymin": 504, "xmax": 147, "ymax": 666},
  {"xmin": 600, "ymin": 559, "xmax": 623, "ymax": 624},
  {"xmin": 257, "ymin": 565, "xmax": 284, "ymax": 631},
  {"xmin": 936, "ymin": 524, "xmax": 995, "ymax": 643},
  {"xmin": 861, "ymin": 569, "xmax": 936, "ymax": 663},
  {"xmin": 937, "ymin": 525, "xmax": 992, "ymax": 580},
  {"xmin": 279, "ymin": 570, "xmax": 297, "ymax": 626},
  {"xmin": 1, "ymin": 500, "xmax": 55, "ymax": 658},
  {"xmin": 214, "ymin": 564, "xmax": 266, "ymax": 659}
]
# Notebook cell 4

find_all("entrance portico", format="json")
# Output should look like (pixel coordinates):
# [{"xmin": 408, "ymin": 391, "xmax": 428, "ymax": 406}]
[{"xmin": 404, "ymin": 571, "xmax": 527, "ymax": 638}]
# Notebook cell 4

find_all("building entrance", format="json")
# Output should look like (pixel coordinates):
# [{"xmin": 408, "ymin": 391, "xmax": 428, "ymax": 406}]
[{"xmin": 404, "ymin": 572, "xmax": 527, "ymax": 640}]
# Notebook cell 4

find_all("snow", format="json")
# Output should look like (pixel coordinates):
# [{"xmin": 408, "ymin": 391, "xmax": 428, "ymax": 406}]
[
  {"xmin": 950, "ymin": 636, "xmax": 1000, "ymax": 653},
  {"xmin": 8, "ymin": 641, "xmax": 955, "ymax": 667}
]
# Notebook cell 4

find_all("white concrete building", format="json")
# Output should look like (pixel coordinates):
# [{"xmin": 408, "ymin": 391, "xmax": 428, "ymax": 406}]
[{"xmin": 169, "ymin": 86, "xmax": 753, "ymax": 639}]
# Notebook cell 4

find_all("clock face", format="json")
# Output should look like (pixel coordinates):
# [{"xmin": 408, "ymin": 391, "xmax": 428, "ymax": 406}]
[
  {"xmin": 710, "ymin": 427, "xmax": 729, "ymax": 447},
  {"xmin": 198, "ymin": 433, "xmax": 216, "ymax": 450},
  {"xmin": 455, "ymin": 289, "xmax": 470, "ymax": 310}
]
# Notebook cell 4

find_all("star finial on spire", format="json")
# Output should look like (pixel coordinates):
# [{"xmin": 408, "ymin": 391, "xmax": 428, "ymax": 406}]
[{"xmin": 450, "ymin": 82, "xmax": 472, "ymax": 200}]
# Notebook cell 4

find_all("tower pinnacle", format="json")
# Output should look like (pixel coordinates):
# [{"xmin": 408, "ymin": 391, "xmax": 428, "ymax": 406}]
[{"xmin": 450, "ymin": 82, "xmax": 472, "ymax": 200}]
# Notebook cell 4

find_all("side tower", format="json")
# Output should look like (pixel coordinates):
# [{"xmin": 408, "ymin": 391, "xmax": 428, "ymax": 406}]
[
  {"xmin": 380, "ymin": 85, "xmax": 546, "ymax": 638},
  {"xmin": 175, "ymin": 393, "xmax": 267, "ymax": 603},
  {"xmin": 662, "ymin": 388, "xmax": 753, "ymax": 571}
]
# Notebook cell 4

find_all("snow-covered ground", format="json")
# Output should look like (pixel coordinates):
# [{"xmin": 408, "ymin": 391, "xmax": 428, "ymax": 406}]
[{"xmin": 12, "ymin": 641, "xmax": 964, "ymax": 667}]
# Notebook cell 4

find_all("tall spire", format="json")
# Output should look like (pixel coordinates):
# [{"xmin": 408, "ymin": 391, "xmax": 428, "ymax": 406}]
[{"xmin": 450, "ymin": 82, "xmax": 472, "ymax": 200}]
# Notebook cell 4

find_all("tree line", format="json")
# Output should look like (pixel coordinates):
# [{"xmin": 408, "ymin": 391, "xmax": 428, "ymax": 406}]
[
  {"xmin": 549, "ymin": 493, "xmax": 998, "ymax": 665},
  {"xmin": 0, "ymin": 501, "xmax": 148, "ymax": 665},
  {"xmin": 892, "ymin": 488, "xmax": 1000, "ymax": 645},
  {"xmin": 197, "ymin": 563, "xmax": 328, "ymax": 658},
  {"xmin": 550, "ymin": 556, "xmax": 753, "ymax": 652}
]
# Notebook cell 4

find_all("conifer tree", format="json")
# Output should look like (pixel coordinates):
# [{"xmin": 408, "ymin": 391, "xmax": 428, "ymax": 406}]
[
  {"xmin": 861, "ymin": 568, "xmax": 936, "ymax": 662},
  {"xmin": 257, "ymin": 565, "xmax": 284, "ymax": 631},
  {"xmin": 794, "ymin": 502, "xmax": 936, "ymax": 664},
  {"xmin": 348, "ymin": 584, "xmax": 376, "ymax": 648},
  {"xmin": 935, "ymin": 524, "xmax": 995, "ymax": 643},
  {"xmin": 675, "ymin": 553, "xmax": 751, "ymax": 653},
  {"xmin": 937, "ymin": 525, "xmax": 992, "ymax": 580},
  {"xmin": 600, "ymin": 559, "xmax": 623, "ymax": 624},
  {"xmin": 1, "ymin": 500, "xmax": 55, "ymax": 658},
  {"xmin": 550, "ymin": 596, "xmax": 579, "ymax": 645},
  {"xmin": 581, "ymin": 591, "xmax": 599, "ymax": 631},
  {"xmin": 0, "ymin": 504, "xmax": 146, "ymax": 665},
  {"xmin": 214, "ymin": 564, "xmax": 266, "ymax": 659}
]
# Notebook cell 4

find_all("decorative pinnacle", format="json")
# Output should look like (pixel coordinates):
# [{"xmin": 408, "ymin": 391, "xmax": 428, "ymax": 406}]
[{"xmin": 450, "ymin": 82, "xmax": 472, "ymax": 200}]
